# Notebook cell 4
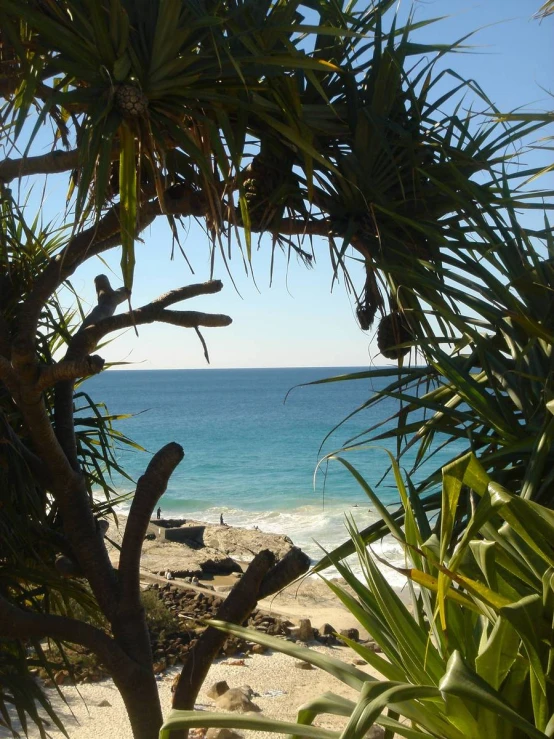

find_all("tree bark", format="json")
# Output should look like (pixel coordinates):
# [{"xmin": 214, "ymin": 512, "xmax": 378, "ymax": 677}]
[{"xmin": 111, "ymin": 664, "xmax": 164, "ymax": 739}]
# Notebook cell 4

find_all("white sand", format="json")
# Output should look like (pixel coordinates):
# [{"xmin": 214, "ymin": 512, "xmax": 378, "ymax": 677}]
[
  {"xmin": 2, "ymin": 518, "xmax": 397, "ymax": 738},
  {"xmin": 2, "ymin": 645, "xmax": 379, "ymax": 739}
]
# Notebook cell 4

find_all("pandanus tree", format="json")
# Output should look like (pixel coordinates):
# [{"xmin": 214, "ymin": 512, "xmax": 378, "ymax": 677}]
[{"xmin": 0, "ymin": 1, "xmax": 552, "ymax": 738}]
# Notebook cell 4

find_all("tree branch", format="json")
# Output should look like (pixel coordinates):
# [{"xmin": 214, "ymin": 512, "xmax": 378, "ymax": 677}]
[
  {"xmin": 149, "ymin": 280, "xmax": 224, "ymax": 310},
  {"xmin": 54, "ymin": 274, "xmax": 128, "ymax": 468},
  {"xmin": 81, "ymin": 275, "xmax": 130, "ymax": 328},
  {"xmin": 38, "ymin": 354, "xmax": 105, "ymax": 392},
  {"xmin": 70, "ymin": 280, "xmax": 231, "ymax": 357},
  {"xmin": 0, "ymin": 595, "xmax": 132, "ymax": 678},
  {"xmin": 172, "ymin": 546, "xmax": 310, "ymax": 712},
  {"xmin": 14, "ymin": 205, "xmax": 158, "ymax": 350},
  {"xmin": 257, "ymin": 546, "xmax": 311, "ymax": 600},
  {"xmin": 0, "ymin": 149, "xmax": 82, "ymax": 184},
  {"xmin": 119, "ymin": 443, "xmax": 184, "ymax": 609},
  {"xmin": 172, "ymin": 550, "xmax": 276, "ymax": 711}
]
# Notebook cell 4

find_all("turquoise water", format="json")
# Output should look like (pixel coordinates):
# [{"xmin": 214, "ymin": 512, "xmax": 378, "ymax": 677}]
[{"xmin": 83, "ymin": 367, "xmax": 455, "ymax": 581}]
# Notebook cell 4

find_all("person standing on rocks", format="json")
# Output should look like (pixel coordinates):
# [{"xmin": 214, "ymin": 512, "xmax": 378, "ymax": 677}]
[
  {"xmin": 157, "ymin": 507, "xmax": 161, "ymax": 520},
  {"xmin": 219, "ymin": 513, "xmax": 224, "ymax": 526}
]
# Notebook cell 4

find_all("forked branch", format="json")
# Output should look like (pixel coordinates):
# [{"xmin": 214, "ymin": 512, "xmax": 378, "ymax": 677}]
[{"xmin": 70, "ymin": 280, "xmax": 231, "ymax": 357}]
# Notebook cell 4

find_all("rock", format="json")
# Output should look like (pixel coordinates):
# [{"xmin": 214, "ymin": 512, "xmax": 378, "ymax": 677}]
[
  {"xmin": 215, "ymin": 688, "xmax": 261, "ymax": 713},
  {"xmin": 367, "ymin": 641, "xmax": 382, "ymax": 653},
  {"xmin": 227, "ymin": 659, "xmax": 246, "ymax": 667},
  {"xmin": 206, "ymin": 729, "xmax": 243, "ymax": 739},
  {"xmin": 365, "ymin": 726, "xmax": 385, "ymax": 738},
  {"xmin": 353, "ymin": 658, "xmax": 366, "ymax": 665},
  {"xmin": 295, "ymin": 661, "xmax": 314, "ymax": 670},
  {"xmin": 54, "ymin": 670, "xmax": 68, "ymax": 685},
  {"xmin": 250, "ymin": 643, "xmax": 266, "ymax": 655},
  {"xmin": 97, "ymin": 699, "xmax": 112, "ymax": 707},
  {"xmin": 206, "ymin": 680, "xmax": 230, "ymax": 699},
  {"xmin": 321, "ymin": 623, "xmax": 336, "ymax": 635},
  {"xmin": 111, "ymin": 538, "xmax": 241, "ymax": 578},
  {"xmin": 201, "ymin": 525, "xmax": 293, "ymax": 561},
  {"xmin": 340, "ymin": 628, "xmax": 359, "ymax": 642},
  {"xmin": 297, "ymin": 619, "xmax": 314, "ymax": 642}
]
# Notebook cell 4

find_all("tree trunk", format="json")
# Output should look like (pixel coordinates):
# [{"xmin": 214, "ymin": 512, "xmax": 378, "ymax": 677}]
[{"xmin": 113, "ymin": 667, "xmax": 164, "ymax": 739}]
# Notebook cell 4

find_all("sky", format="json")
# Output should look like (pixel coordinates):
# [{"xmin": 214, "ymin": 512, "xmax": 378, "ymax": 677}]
[{"xmin": 25, "ymin": 0, "xmax": 554, "ymax": 370}]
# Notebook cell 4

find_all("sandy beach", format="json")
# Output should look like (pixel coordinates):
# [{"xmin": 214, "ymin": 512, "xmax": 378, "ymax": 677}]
[
  {"xmin": 2, "ymin": 517, "xmax": 391, "ymax": 738},
  {"xmin": 9, "ymin": 642, "xmax": 380, "ymax": 739}
]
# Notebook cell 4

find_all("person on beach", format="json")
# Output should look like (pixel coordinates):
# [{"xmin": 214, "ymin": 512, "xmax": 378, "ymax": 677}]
[
  {"xmin": 220, "ymin": 513, "xmax": 224, "ymax": 526},
  {"xmin": 157, "ymin": 507, "xmax": 161, "ymax": 520}
]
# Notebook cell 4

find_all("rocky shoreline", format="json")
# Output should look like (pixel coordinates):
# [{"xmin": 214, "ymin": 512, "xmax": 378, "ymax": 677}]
[
  {"xmin": 38, "ymin": 516, "xmax": 367, "ymax": 688},
  {"xmin": 109, "ymin": 516, "xmax": 296, "ymax": 580}
]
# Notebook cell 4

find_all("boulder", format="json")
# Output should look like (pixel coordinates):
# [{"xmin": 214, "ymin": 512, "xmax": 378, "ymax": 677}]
[
  {"xmin": 340, "ymin": 628, "xmax": 359, "ymax": 642},
  {"xmin": 107, "ymin": 517, "xmax": 297, "ymax": 580},
  {"xmin": 206, "ymin": 680, "xmax": 230, "ymax": 699},
  {"xmin": 295, "ymin": 661, "xmax": 314, "ymax": 670},
  {"xmin": 184, "ymin": 521, "xmax": 293, "ymax": 561},
  {"xmin": 321, "ymin": 623, "xmax": 336, "ymax": 635},
  {"xmin": 297, "ymin": 619, "xmax": 314, "ymax": 642},
  {"xmin": 215, "ymin": 688, "xmax": 261, "ymax": 713},
  {"xmin": 110, "ymin": 539, "xmax": 241, "ymax": 578}
]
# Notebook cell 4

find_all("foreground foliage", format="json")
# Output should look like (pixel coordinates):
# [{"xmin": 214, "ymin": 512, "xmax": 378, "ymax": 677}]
[{"xmin": 162, "ymin": 451, "xmax": 554, "ymax": 738}]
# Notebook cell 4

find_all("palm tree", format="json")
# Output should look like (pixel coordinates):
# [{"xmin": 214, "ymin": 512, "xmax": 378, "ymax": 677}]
[{"xmin": 0, "ymin": 1, "xmax": 551, "ymax": 738}]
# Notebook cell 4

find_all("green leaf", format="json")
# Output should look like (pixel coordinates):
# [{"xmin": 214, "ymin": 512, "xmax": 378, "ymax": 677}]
[
  {"xmin": 440, "ymin": 652, "xmax": 549, "ymax": 739},
  {"xmin": 118, "ymin": 121, "xmax": 137, "ymax": 291}
]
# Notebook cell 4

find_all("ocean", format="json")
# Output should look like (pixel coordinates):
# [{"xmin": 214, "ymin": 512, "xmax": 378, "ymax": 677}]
[{"xmin": 82, "ymin": 367, "xmax": 455, "ymax": 586}]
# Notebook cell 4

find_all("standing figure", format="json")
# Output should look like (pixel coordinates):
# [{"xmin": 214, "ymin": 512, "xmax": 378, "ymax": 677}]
[
  {"xmin": 156, "ymin": 507, "xmax": 161, "ymax": 520},
  {"xmin": 220, "ymin": 513, "xmax": 224, "ymax": 526}
]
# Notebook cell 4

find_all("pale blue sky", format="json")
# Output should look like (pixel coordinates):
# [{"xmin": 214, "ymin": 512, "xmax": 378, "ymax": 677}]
[{"xmin": 36, "ymin": 1, "xmax": 554, "ymax": 369}]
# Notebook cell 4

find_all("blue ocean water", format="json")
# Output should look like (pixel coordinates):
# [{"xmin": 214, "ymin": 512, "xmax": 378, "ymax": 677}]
[{"xmin": 83, "ymin": 367, "xmax": 457, "ymax": 581}]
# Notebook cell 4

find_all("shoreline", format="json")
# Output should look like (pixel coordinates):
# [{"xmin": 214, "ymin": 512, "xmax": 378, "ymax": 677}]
[{"xmin": 4, "ymin": 516, "xmax": 401, "ymax": 738}]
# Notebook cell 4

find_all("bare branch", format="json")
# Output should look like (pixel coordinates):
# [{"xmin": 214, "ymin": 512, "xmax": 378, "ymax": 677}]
[
  {"xmin": 172, "ymin": 545, "xmax": 310, "ymax": 711},
  {"xmin": 14, "ymin": 205, "xmax": 158, "ymax": 349},
  {"xmin": 54, "ymin": 274, "xmax": 127, "ymax": 468},
  {"xmin": 258, "ymin": 546, "xmax": 311, "ymax": 600},
  {"xmin": 0, "ymin": 149, "xmax": 81, "ymax": 183},
  {"xmin": 119, "ymin": 443, "xmax": 184, "ymax": 608},
  {"xmin": 70, "ymin": 281, "xmax": 231, "ymax": 356},
  {"xmin": 157, "ymin": 310, "xmax": 232, "ymax": 329},
  {"xmin": 172, "ymin": 550, "xmax": 275, "ymax": 711},
  {"xmin": 81, "ymin": 275, "xmax": 130, "ymax": 328},
  {"xmin": 150, "ymin": 280, "xmax": 224, "ymax": 310},
  {"xmin": 38, "ymin": 355, "xmax": 105, "ymax": 392}
]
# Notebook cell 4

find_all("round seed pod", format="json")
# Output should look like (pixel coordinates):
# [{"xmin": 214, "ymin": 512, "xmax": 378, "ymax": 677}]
[
  {"xmin": 356, "ymin": 303, "xmax": 377, "ymax": 331},
  {"xmin": 377, "ymin": 311, "xmax": 412, "ymax": 360},
  {"xmin": 114, "ymin": 84, "xmax": 149, "ymax": 117}
]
